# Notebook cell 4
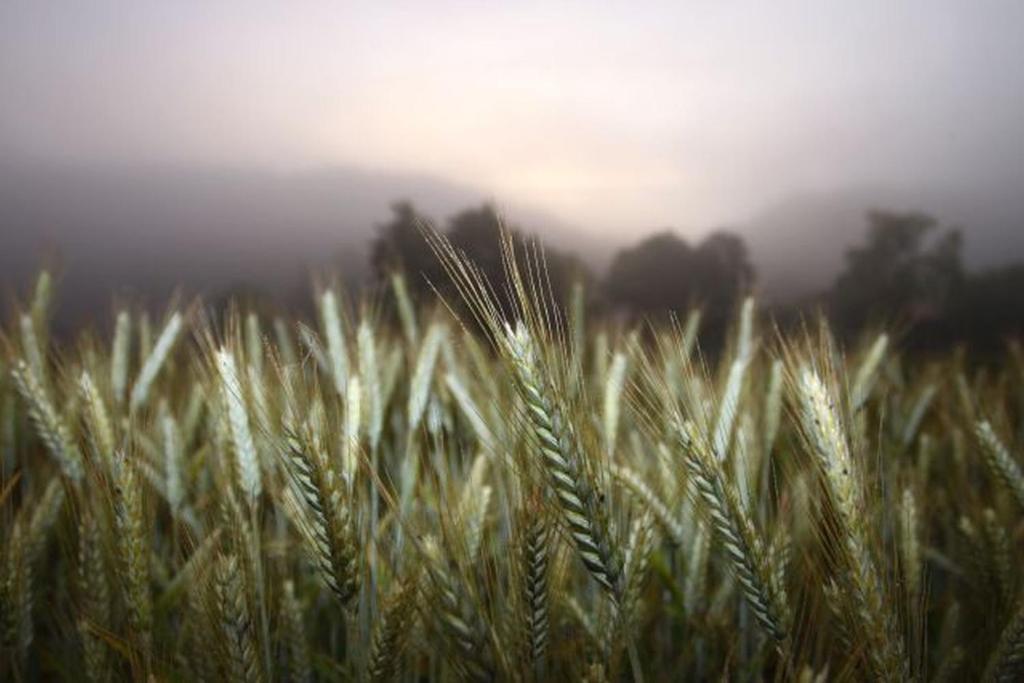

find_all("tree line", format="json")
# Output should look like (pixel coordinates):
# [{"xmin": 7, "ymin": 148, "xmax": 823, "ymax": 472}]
[{"xmin": 370, "ymin": 200, "xmax": 1024, "ymax": 353}]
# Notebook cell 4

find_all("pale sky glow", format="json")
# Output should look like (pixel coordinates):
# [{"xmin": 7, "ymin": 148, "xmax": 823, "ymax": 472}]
[{"xmin": 2, "ymin": 1, "xmax": 1023, "ymax": 234}]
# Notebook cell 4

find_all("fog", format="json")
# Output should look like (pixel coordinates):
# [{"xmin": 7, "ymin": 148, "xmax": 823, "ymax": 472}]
[{"xmin": 2, "ymin": 2, "xmax": 1024, "ymax": 310}]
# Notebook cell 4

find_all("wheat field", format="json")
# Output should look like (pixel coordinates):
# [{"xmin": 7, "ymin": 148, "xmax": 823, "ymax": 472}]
[{"xmin": 2, "ymin": 234, "xmax": 1023, "ymax": 682}]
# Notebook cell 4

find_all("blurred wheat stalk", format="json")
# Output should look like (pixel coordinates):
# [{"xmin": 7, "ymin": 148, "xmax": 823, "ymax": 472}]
[{"xmin": 1, "ymin": 235, "xmax": 1023, "ymax": 682}]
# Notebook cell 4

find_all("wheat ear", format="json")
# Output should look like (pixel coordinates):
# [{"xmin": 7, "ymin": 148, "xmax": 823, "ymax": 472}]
[
  {"xmin": 110, "ymin": 310, "xmax": 132, "ymax": 406},
  {"xmin": 976, "ymin": 420, "xmax": 1024, "ymax": 511},
  {"xmin": 216, "ymin": 349, "xmax": 262, "ymax": 502},
  {"xmin": 79, "ymin": 370, "xmax": 115, "ymax": 465},
  {"xmin": 795, "ymin": 365, "xmax": 908, "ymax": 681},
  {"xmin": 518, "ymin": 500, "xmax": 551, "ymax": 674},
  {"xmin": 215, "ymin": 553, "xmax": 263, "ymax": 683},
  {"xmin": 129, "ymin": 311, "xmax": 182, "ymax": 411},
  {"xmin": 618, "ymin": 511, "xmax": 656, "ymax": 635},
  {"xmin": 367, "ymin": 574, "xmax": 420, "ymax": 683},
  {"xmin": 77, "ymin": 509, "xmax": 110, "ymax": 682},
  {"xmin": 984, "ymin": 598, "xmax": 1024, "ymax": 683},
  {"xmin": 506, "ymin": 321, "xmax": 622, "ymax": 599},
  {"xmin": 11, "ymin": 359, "xmax": 84, "ymax": 481},
  {"xmin": 111, "ymin": 451, "xmax": 151, "ymax": 658},
  {"xmin": 676, "ymin": 420, "xmax": 790, "ymax": 643},
  {"xmin": 611, "ymin": 464, "xmax": 685, "ymax": 546},
  {"xmin": 420, "ymin": 536, "xmax": 494, "ymax": 682},
  {"xmin": 408, "ymin": 323, "xmax": 445, "ymax": 432},
  {"xmin": 279, "ymin": 579, "xmax": 311, "ymax": 683},
  {"xmin": 282, "ymin": 434, "xmax": 361, "ymax": 608},
  {"xmin": 603, "ymin": 350, "xmax": 628, "ymax": 457},
  {"xmin": 320, "ymin": 288, "xmax": 349, "ymax": 396},
  {"xmin": 1, "ymin": 519, "xmax": 33, "ymax": 672},
  {"xmin": 851, "ymin": 333, "xmax": 888, "ymax": 410},
  {"xmin": 899, "ymin": 487, "xmax": 922, "ymax": 604},
  {"xmin": 391, "ymin": 272, "xmax": 420, "ymax": 345}
]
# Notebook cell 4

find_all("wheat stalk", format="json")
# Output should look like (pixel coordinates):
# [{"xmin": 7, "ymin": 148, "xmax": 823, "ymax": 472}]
[{"xmin": 794, "ymin": 363, "xmax": 908, "ymax": 681}]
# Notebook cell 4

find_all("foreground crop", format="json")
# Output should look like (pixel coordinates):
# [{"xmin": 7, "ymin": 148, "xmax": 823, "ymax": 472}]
[{"xmin": 1, "ymin": 253, "xmax": 1023, "ymax": 681}]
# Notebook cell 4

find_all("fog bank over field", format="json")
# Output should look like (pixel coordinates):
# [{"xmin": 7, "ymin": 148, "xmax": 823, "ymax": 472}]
[
  {"xmin": 0, "ymin": 160, "xmax": 607, "ymax": 324},
  {"xmin": 2, "ymin": 159, "xmax": 1023, "ymax": 321},
  {"xmin": 740, "ymin": 184, "xmax": 1024, "ymax": 302},
  {"xmin": 3, "ymin": 3, "xmax": 1024, "ymax": 311}
]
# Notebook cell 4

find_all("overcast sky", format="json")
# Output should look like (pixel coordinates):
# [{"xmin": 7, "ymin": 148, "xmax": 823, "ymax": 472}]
[{"xmin": 2, "ymin": 1, "xmax": 1024, "ymax": 236}]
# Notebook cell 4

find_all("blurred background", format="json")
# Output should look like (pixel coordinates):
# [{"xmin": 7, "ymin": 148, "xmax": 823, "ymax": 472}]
[{"xmin": 2, "ymin": 2, "xmax": 1023, "ymax": 350}]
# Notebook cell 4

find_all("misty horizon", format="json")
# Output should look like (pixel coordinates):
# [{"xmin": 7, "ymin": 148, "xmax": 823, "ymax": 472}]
[
  {"xmin": 2, "ymin": 2, "xmax": 1024, "ymax": 319},
  {"xmin": 2, "ymin": 156, "xmax": 1022, "ymax": 307}
]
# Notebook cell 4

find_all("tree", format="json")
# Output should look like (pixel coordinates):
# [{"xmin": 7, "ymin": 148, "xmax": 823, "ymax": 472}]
[
  {"xmin": 369, "ymin": 201, "xmax": 441, "ymax": 295},
  {"xmin": 947, "ymin": 263, "xmax": 1024, "ymax": 356},
  {"xmin": 830, "ymin": 210, "xmax": 964, "ymax": 335},
  {"xmin": 694, "ymin": 231, "xmax": 755, "ymax": 333},
  {"xmin": 447, "ymin": 203, "xmax": 588, "ymax": 315},
  {"xmin": 368, "ymin": 201, "xmax": 587, "ymax": 314},
  {"xmin": 605, "ymin": 231, "xmax": 697, "ymax": 314},
  {"xmin": 605, "ymin": 229, "xmax": 754, "ymax": 338},
  {"xmin": 447, "ymin": 203, "xmax": 509, "ymax": 294}
]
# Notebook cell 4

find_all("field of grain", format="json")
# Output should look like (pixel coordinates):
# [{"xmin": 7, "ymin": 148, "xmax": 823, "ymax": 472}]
[{"xmin": 2, "ymin": 235, "xmax": 1022, "ymax": 681}]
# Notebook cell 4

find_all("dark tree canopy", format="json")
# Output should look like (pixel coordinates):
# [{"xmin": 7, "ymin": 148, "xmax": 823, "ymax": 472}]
[
  {"xmin": 605, "ymin": 229, "xmax": 753, "ymax": 320},
  {"xmin": 605, "ymin": 231, "xmax": 695, "ymax": 314},
  {"xmin": 943, "ymin": 263, "xmax": 1024, "ymax": 355},
  {"xmin": 694, "ymin": 231, "xmax": 755, "ymax": 329},
  {"xmin": 447, "ymin": 204, "xmax": 510, "ymax": 297},
  {"xmin": 830, "ymin": 210, "xmax": 964, "ymax": 335},
  {"xmin": 447, "ymin": 203, "xmax": 590, "ymax": 314},
  {"xmin": 367, "ymin": 200, "xmax": 1022, "ymax": 357},
  {"xmin": 369, "ymin": 201, "xmax": 441, "ymax": 293},
  {"xmin": 368, "ymin": 201, "xmax": 588, "ymax": 314}
]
